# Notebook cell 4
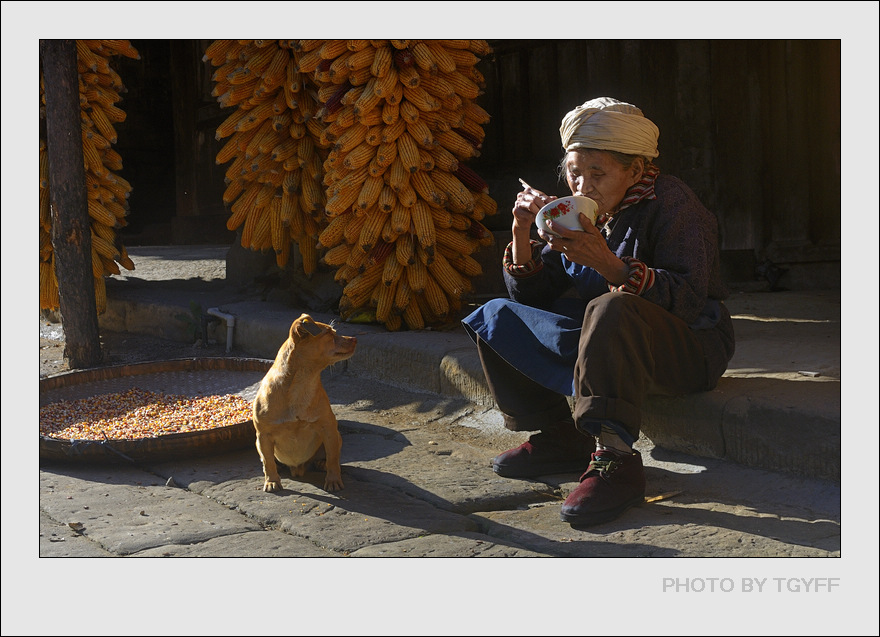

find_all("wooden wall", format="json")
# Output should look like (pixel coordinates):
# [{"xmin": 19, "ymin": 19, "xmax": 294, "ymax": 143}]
[{"xmin": 113, "ymin": 39, "xmax": 840, "ymax": 290}]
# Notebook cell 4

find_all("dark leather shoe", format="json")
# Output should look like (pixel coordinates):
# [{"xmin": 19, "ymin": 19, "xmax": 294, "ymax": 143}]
[
  {"xmin": 560, "ymin": 449, "xmax": 646, "ymax": 526},
  {"xmin": 492, "ymin": 425, "xmax": 594, "ymax": 478}
]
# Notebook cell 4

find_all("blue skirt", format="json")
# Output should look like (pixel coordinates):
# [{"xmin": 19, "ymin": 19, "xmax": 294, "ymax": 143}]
[{"xmin": 461, "ymin": 297, "xmax": 587, "ymax": 397}]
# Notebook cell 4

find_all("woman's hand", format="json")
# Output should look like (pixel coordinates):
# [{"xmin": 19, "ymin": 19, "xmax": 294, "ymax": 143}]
[
  {"xmin": 510, "ymin": 184, "xmax": 557, "ymax": 265},
  {"xmin": 512, "ymin": 185, "xmax": 556, "ymax": 236},
  {"xmin": 538, "ymin": 214, "xmax": 630, "ymax": 285}
]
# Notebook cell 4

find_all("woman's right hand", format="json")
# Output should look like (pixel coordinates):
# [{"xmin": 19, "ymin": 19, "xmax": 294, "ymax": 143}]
[{"xmin": 512, "ymin": 186, "xmax": 556, "ymax": 235}]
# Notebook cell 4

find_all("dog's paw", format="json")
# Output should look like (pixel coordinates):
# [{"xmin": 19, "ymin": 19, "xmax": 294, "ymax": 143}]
[
  {"xmin": 324, "ymin": 474, "xmax": 344, "ymax": 492},
  {"xmin": 263, "ymin": 480, "xmax": 282, "ymax": 493}
]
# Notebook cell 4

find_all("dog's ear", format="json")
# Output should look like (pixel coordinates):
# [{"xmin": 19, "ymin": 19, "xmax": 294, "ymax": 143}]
[{"xmin": 291, "ymin": 314, "xmax": 324, "ymax": 340}]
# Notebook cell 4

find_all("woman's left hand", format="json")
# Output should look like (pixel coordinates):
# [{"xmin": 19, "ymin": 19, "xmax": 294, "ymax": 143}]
[{"xmin": 538, "ymin": 214, "xmax": 630, "ymax": 285}]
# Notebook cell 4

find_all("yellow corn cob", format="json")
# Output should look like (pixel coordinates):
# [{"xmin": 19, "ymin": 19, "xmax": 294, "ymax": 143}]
[
  {"xmin": 295, "ymin": 39, "xmax": 325, "ymax": 53},
  {"xmin": 424, "ymin": 41, "xmax": 457, "ymax": 74},
  {"xmin": 462, "ymin": 99, "xmax": 491, "ymax": 125},
  {"xmin": 391, "ymin": 203, "xmax": 412, "ymax": 236},
  {"xmin": 371, "ymin": 45, "xmax": 393, "ymax": 77},
  {"xmin": 344, "ymin": 242, "xmax": 368, "ymax": 274},
  {"xmin": 325, "ymin": 184, "xmax": 360, "ymax": 217},
  {"xmin": 318, "ymin": 212, "xmax": 351, "ymax": 248},
  {"xmin": 402, "ymin": 297, "xmax": 425, "ymax": 330},
  {"xmin": 399, "ymin": 100, "xmax": 420, "ymax": 124},
  {"xmin": 429, "ymin": 250, "xmax": 473, "ymax": 297},
  {"xmin": 341, "ymin": 263, "xmax": 383, "ymax": 311},
  {"xmin": 94, "ymin": 275, "xmax": 107, "ymax": 314},
  {"xmin": 397, "ymin": 65, "xmax": 421, "ymax": 88},
  {"xmin": 90, "ymin": 247, "xmax": 104, "ymax": 278},
  {"xmin": 356, "ymin": 175, "xmax": 384, "ymax": 211},
  {"xmin": 431, "ymin": 170, "xmax": 475, "ymax": 214},
  {"xmin": 354, "ymin": 77, "xmax": 382, "ymax": 116},
  {"xmin": 358, "ymin": 207, "xmax": 387, "ymax": 253},
  {"xmin": 319, "ymin": 39, "xmax": 348, "ymax": 60},
  {"xmin": 411, "ymin": 42, "xmax": 439, "ymax": 74},
  {"xmin": 431, "ymin": 206, "xmax": 454, "ymax": 229},
  {"xmin": 437, "ymin": 226, "xmax": 480, "ymax": 256},
  {"xmin": 382, "ymin": 100, "xmax": 400, "ymax": 126},
  {"xmin": 93, "ymin": 218, "xmax": 117, "ymax": 244},
  {"xmin": 322, "ymin": 242, "xmax": 352, "ymax": 267},
  {"xmin": 342, "ymin": 141, "xmax": 376, "ymax": 170},
  {"xmin": 386, "ymin": 156, "xmax": 410, "ymax": 192},
  {"xmin": 456, "ymin": 117, "xmax": 487, "ymax": 147},
  {"xmin": 410, "ymin": 170, "xmax": 446, "ymax": 207},
  {"xmin": 392, "ymin": 276, "xmax": 412, "ymax": 312},
  {"xmin": 348, "ymin": 65, "xmax": 373, "ymax": 87},
  {"xmin": 261, "ymin": 47, "xmax": 289, "ymax": 90},
  {"xmin": 406, "ymin": 118, "xmax": 434, "ymax": 148},
  {"xmin": 375, "ymin": 278, "xmax": 396, "ymax": 323},
  {"xmin": 474, "ymin": 190, "xmax": 498, "ymax": 218},
  {"xmin": 392, "ymin": 180, "xmax": 415, "ymax": 208},
  {"xmin": 250, "ymin": 207, "xmax": 272, "ymax": 250},
  {"xmin": 295, "ymin": 48, "xmax": 324, "ymax": 75},
  {"xmin": 270, "ymin": 195, "xmax": 285, "ymax": 253},
  {"xmin": 374, "ymin": 141, "xmax": 398, "ymax": 168},
  {"xmin": 426, "ymin": 144, "xmax": 459, "ymax": 173},
  {"xmin": 395, "ymin": 230, "xmax": 415, "ymax": 266},
  {"xmin": 407, "ymin": 253, "xmax": 428, "ymax": 292},
  {"xmin": 90, "ymin": 231, "xmax": 120, "ymax": 260},
  {"xmin": 396, "ymin": 131, "xmax": 421, "ymax": 173},
  {"xmin": 450, "ymin": 252, "xmax": 483, "ymax": 278},
  {"xmin": 444, "ymin": 47, "xmax": 480, "ymax": 67},
  {"xmin": 434, "ymin": 129, "xmax": 479, "ymax": 160},
  {"xmin": 377, "ymin": 185, "xmax": 397, "ymax": 213},
  {"xmin": 334, "ymin": 122, "xmax": 369, "ymax": 154},
  {"xmin": 299, "ymin": 238, "xmax": 318, "ymax": 276},
  {"xmin": 411, "ymin": 200, "xmax": 436, "ymax": 248},
  {"xmin": 402, "ymin": 85, "xmax": 441, "ymax": 112},
  {"xmin": 347, "ymin": 40, "xmax": 371, "ymax": 52},
  {"xmin": 423, "ymin": 273, "xmax": 450, "ymax": 319},
  {"xmin": 87, "ymin": 200, "xmax": 117, "ymax": 228},
  {"xmin": 343, "ymin": 212, "xmax": 367, "ymax": 246},
  {"xmin": 100, "ymin": 254, "xmax": 121, "ymax": 276},
  {"xmin": 381, "ymin": 251, "xmax": 404, "ymax": 287},
  {"xmin": 381, "ymin": 117, "xmax": 407, "ymax": 145},
  {"xmin": 418, "ymin": 74, "xmax": 456, "ymax": 101},
  {"xmin": 373, "ymin": 67, "xmax": 398, "ymax": 98},
  {"xmin": 346, "ymin": 46, "xmax": 376, "ymax": 72},
  {"xmin": 300, "ymin": 174, "xmax": 324, "ymax": 215}
]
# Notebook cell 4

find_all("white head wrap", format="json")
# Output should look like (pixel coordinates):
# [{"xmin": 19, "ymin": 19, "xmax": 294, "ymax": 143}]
[{"xmin": 559, "ymin": 97, "xmax": 660, "ymax": 159}]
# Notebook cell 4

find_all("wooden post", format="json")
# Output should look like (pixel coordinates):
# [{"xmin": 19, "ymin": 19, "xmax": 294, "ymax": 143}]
[{"xmin": 40, "ymin": 39, "xmax": 103, "ymax": 368}]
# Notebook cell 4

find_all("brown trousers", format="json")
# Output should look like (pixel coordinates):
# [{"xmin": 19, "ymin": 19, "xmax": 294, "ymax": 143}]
[{"xmin": 475, "ymin": 293, "xmax": 731, "ymax": 446}]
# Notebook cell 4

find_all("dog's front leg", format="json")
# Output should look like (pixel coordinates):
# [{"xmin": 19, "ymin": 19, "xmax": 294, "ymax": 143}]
[
  {"xmin": 255, "ymin": 432, "xmax": 283, "ymax": 492},
  {"xmin": 319, "ymin": 425, "xmax": 344, "ymax": 492}
]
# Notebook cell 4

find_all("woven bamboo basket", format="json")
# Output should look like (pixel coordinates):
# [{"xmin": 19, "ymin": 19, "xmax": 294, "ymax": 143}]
[{"xmin": 39, "ymin": 357, "xmax": 272, "ymax": 464}]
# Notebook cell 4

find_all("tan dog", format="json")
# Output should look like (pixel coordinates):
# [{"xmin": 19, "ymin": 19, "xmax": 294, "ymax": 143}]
[{"xmin": 252, "ymin": 313, "xmax": 357, "ymax": 493}]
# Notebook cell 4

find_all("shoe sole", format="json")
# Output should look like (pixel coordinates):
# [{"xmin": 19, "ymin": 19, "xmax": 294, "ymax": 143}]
[
  {"xmin": 493, "ymin": 461, "xmax": 589, "ymax": 479},
  {"xmin": 559, "ymin": 494, "xmax": 644, "ymax": 527}
]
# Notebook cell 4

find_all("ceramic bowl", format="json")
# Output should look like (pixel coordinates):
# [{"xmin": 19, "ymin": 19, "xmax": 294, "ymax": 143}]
[{"xmin": 535, "ymin": 196, "xmax": 599, "ymax": 237}]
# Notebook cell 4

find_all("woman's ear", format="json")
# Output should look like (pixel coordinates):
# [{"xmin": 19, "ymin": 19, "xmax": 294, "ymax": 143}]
[{"xmin": 629, "ymin": 157, "xmax": 646, "ymax": 185}]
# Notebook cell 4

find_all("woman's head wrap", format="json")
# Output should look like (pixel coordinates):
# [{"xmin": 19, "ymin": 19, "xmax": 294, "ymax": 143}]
[{"xmin": 559, "ymin": 97, "xmax": 660, "ymax": 159}]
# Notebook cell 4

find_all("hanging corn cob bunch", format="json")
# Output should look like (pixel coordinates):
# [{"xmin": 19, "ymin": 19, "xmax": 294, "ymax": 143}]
[
  {"xmin": 39, "ymin": 39, "xmax": 140, "ymax": 314},
  {"xmin": 206, "ymin": 39, "xmax": 330, "ymax": 275},
  {"xmin": 302, "ymin": 39, "xmax": 497, "ymax": 331}
]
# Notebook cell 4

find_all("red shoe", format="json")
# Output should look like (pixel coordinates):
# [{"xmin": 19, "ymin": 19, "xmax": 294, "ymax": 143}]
[
  {"xmin": 560, "ymin": 449, "xmax": 646, "ymax": 526},
  {"xmin": 492, "ymin": 425, "xmax": 594, "ymax": 478}
]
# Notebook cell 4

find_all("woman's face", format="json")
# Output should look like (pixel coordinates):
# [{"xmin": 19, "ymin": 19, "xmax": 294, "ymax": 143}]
[{"xmin": 564, "ymin": 149, "xmax": 643, "ymax": 216}]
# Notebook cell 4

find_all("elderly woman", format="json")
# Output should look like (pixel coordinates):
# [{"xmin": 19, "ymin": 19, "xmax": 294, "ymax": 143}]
[{"xmin": 462, "ymin": 97, "xmax": 735, "ymax": 527}]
